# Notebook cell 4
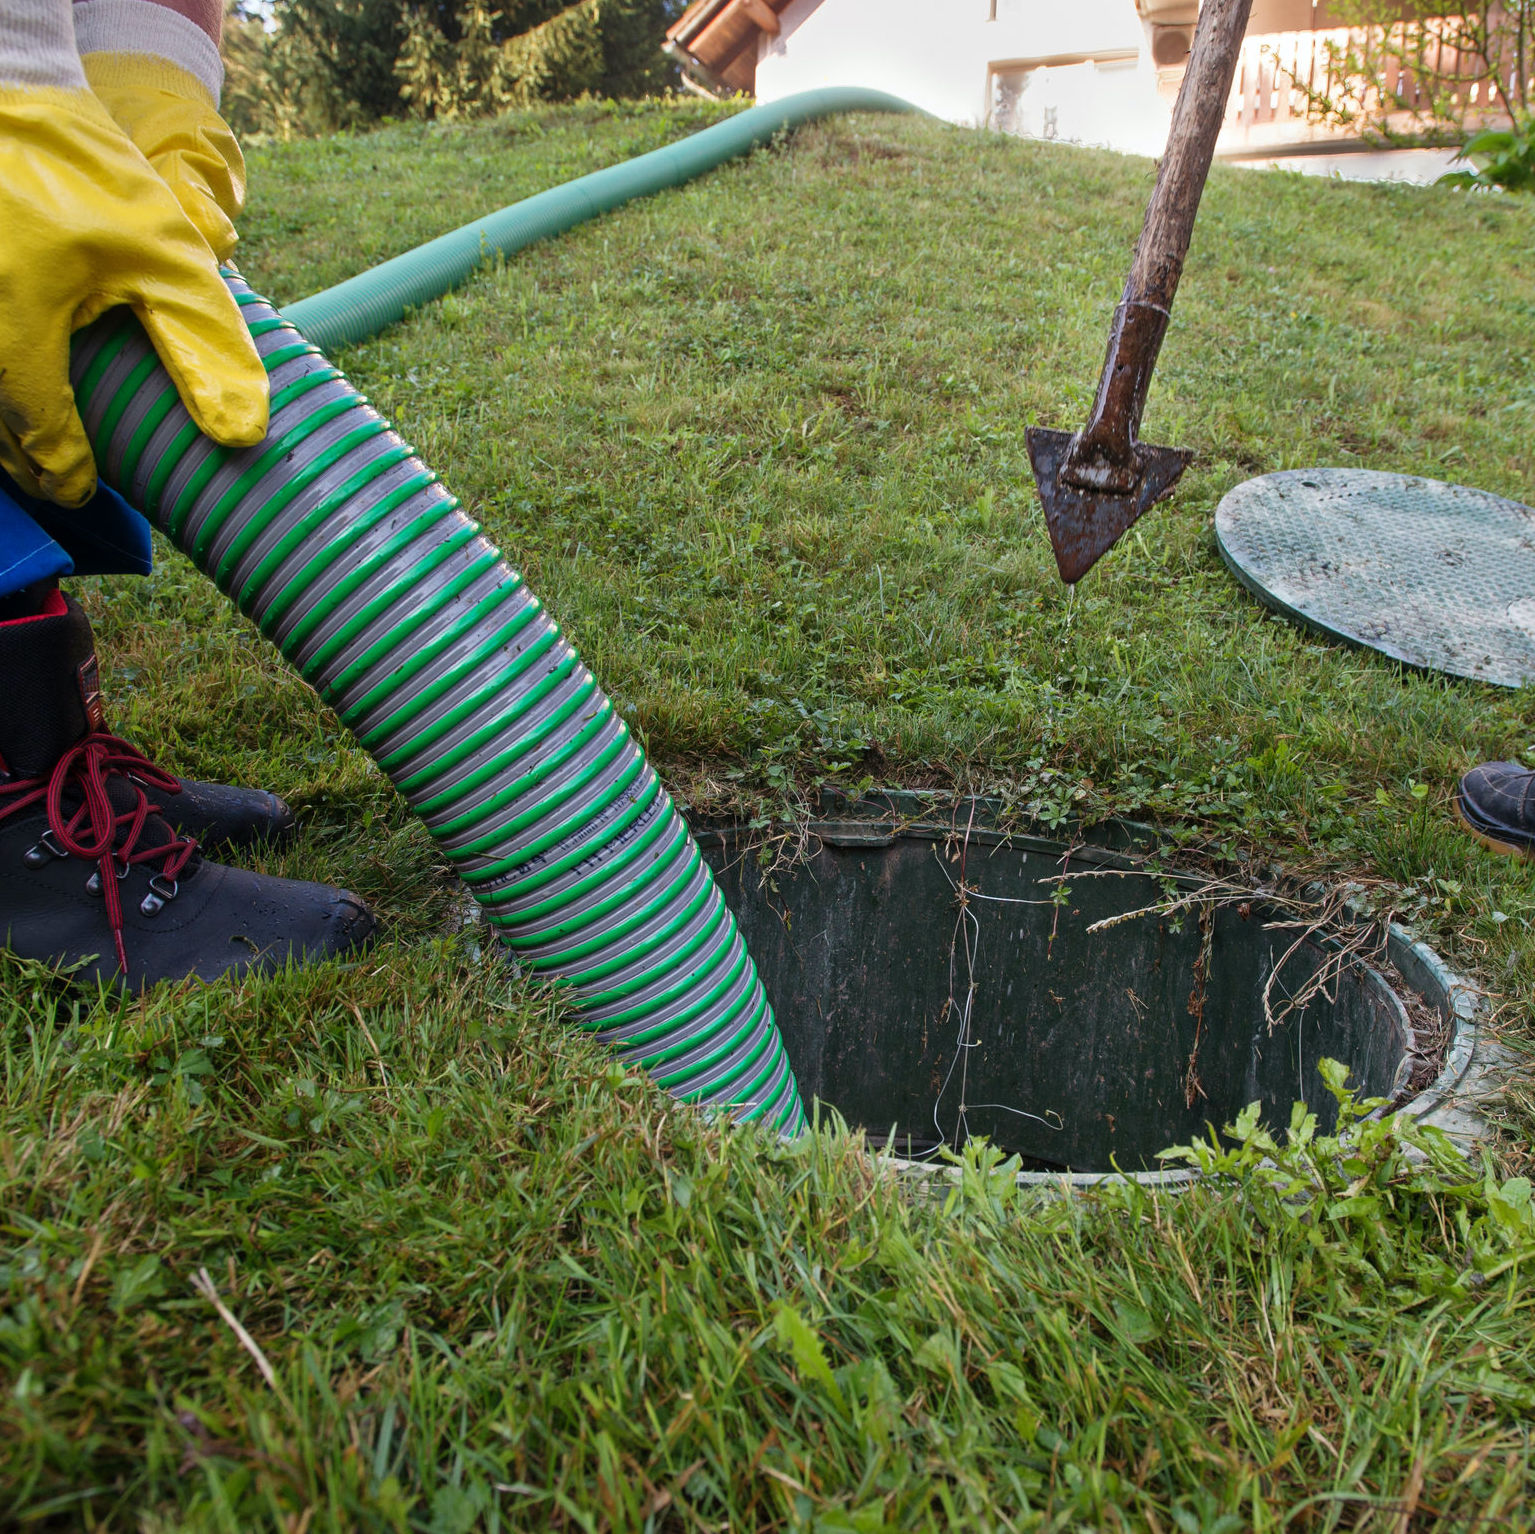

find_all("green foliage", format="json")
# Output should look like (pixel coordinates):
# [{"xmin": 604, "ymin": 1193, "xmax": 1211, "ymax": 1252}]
[
  {"xmin": 593, "ymin": 0, "xmax": 680, "ymax": 97},
  {"xmin": 396, "ymin": 0, "xmax": 606, "ymax": 120},
  {"xmin": 245, "ymin": 0, "xmax": 679, "ymax": 131},
  {"xmin": 270, "ymin": 0, "xmax": 413, "ymax": 123},
  {"xmin": 1277, "ymin": 1, "xmax": 1534, "ymax": 145},
  {"xmin": 1441, "ymin": 118, "xmax": 1535, "ymax": 191},
  {"xmin": 1161, "ymin": 1057, "xmax": 1535, "ymax": 1296},
  {"xmin": 223, "ymin": 1, "xmax": 360, "ymax": 138},
  {"xmin": 6, "ymin": 964, "xmax": 1532, "ymax": 1527}
]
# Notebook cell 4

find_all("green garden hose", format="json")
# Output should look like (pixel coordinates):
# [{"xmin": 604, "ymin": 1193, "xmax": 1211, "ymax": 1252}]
[
  {"xmin": 70, "ymin": 88, "xmax": 919, "ymax": 1135},
  {"xmin": 287, "ymin": 87, "xmax": 917, "ymax": 351}
]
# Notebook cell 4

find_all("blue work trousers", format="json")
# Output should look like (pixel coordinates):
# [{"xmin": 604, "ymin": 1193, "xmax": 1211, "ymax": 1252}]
[{"xmin": 0, "ymin": 470, "xmax": 154, "ymax": 596}]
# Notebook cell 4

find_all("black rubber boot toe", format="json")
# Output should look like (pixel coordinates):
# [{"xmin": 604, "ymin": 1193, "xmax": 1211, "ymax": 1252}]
[
  {"xmin": 163, "ymin": 777, "xmax": 298, "ymax": 850},
  {"xmin": 1455, "ymin": 760, "xmax": 1535, "ymax": 857},
  {"xmin": 0, "ymin": 813, "xmax": 375, "ymax": 990}
]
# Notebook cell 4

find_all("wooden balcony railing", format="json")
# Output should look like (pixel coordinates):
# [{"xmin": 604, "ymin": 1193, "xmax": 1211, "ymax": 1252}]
[{"xmin": 1216, "ymin": 17, "xmax": 1531, "ymax": 151}]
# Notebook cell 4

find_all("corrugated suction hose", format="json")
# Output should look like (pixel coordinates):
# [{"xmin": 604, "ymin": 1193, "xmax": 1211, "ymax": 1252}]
[
  {"xmin": 70, "ymin": 275, "xmax": 806, "ymax": 1135},
  {"xmin": 66, "ymin": 90, "xmax": 925, "ymax": 1133}
]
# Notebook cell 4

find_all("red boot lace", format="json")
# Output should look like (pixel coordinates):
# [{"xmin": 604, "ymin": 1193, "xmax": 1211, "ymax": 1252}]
[{"xmin": 0, "ymin": 732, "xmax": 198, "ymax": 975}]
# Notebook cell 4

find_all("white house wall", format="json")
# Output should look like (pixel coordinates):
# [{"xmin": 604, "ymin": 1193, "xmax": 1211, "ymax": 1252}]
[{"xmin": 756, "ymin": 0, "xmax": 1174, "ymax": 156}]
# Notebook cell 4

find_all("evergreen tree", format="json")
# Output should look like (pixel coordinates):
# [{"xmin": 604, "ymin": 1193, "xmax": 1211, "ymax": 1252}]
[
  {"xmin": 224, "ymin": 0, "xmax": 357, "ymax": 136},
  {"xmin": 262, "ymin": 0, "xmax": 679, "ymax": 126},
  {"xmin": 275, "ymin": 0, "xmax": 412, "ymax": 121}
]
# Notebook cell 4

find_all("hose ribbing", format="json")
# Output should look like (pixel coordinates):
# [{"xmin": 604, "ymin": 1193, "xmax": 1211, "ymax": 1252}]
[
  {"xmin": 71, "ymin": 277, "xmax": 806, "ymax": 1135},
  {"xmin": 70, "ymin": 89, "xmax": 926, "ymax": 1132}
]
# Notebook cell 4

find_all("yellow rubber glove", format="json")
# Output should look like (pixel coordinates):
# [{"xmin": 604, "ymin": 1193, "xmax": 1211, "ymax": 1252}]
[
  {"xmin": 84, "ymin": 54, "xmax": 246, "ymax": 264},
  {"xmin": 0, "ymin": 85, "xmax": 269, "ymax": 508}
]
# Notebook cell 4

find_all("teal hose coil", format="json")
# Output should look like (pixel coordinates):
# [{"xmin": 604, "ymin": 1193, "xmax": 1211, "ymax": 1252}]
[
  {"xmin": 71, "ymin": 276, "xmax": 805, "ymax": 1134},
  {"xmin": 67, "ymin": 89, "xmax": 922, "ymax": 1135}
]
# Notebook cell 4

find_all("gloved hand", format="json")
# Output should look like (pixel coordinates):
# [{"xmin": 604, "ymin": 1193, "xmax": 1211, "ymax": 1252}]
[
  {"xmin": 84, "ymin": 54, "xmax": 247, "ymax": 263},
  {"xmin": 0, "ymin": 85, "xmax": 269, "ymax": 508}
]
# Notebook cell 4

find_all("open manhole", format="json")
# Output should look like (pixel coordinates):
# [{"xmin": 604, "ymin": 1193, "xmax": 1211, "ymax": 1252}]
[{"xmin": 696, "ymin": 797, "xmax": 1488, "ymax": 1182}]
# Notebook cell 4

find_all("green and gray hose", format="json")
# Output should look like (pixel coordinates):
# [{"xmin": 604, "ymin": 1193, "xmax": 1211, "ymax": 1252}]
[{"xmin": 68, "ymin": 89, "xmax": 917, "ymax": 1136}]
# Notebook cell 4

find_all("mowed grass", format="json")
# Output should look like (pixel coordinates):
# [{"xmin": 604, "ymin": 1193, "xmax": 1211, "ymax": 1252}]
[{"xmin": 4, "ymin": 102, "xmax": 1535, "ymax": 1528}]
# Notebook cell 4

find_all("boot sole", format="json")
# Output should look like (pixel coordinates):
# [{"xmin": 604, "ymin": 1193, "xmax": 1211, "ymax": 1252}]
[{"xmin": 1453, "ymin": 795, "xmax": 1535, "ymax": 860}]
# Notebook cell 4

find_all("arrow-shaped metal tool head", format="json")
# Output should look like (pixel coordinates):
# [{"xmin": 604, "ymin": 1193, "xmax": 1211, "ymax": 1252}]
[
  {"xmin": 1026, "ymin": 426, "xmax": 1190, "ymax": 585},
  {"xmin": 1024, "ymin": 0, "xmax": 1252, "ymax": 586}
]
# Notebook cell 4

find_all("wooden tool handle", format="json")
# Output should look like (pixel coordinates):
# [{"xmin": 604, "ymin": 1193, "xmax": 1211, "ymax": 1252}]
[
  {"xmin": 1060, "ymin": 0, "xmax": 1253, "ymax": 492},
  {"xmin": 1128, "ymin": 0, "xmax": 1254, "ymax": 312}
]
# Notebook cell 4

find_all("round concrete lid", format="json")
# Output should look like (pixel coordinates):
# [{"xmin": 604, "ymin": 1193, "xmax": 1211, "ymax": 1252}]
[{"xmin": 1215, "ymin": 468, "xmax": 1535, "ymax": 688}]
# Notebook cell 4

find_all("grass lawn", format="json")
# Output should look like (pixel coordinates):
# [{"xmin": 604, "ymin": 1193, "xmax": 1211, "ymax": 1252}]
[{"xmin": 6, "ymin": 99, "xmax": 1535, "ymax": 1528}]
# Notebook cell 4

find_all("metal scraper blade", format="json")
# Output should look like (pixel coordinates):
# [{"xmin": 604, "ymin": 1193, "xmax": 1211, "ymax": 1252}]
[{"xmin": 1026, "ymin": 427, "xmax": 1191, "ymax": 585}]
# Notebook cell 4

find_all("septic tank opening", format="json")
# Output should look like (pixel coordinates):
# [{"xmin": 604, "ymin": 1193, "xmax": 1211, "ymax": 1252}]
[{"xmin": 696, "ymin": 798, "xmax": 1450, "ymax": 1176}]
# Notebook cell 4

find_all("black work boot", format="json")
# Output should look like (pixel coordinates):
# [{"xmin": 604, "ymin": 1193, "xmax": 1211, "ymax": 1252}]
[
  {"xmin": 1456, "ymin": 761, "xmax": 1535, "ymax": 858},
  {"xmin": 0, "ymin": 590, "xmax": 375, "ymax": 988},
  {"xmin": 161, "ymin": 776, "xmax": 297, "ymax": 850},
  {"xmin": 0, "ymin": 580, "xmax": 298, "ymax": 850}
]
